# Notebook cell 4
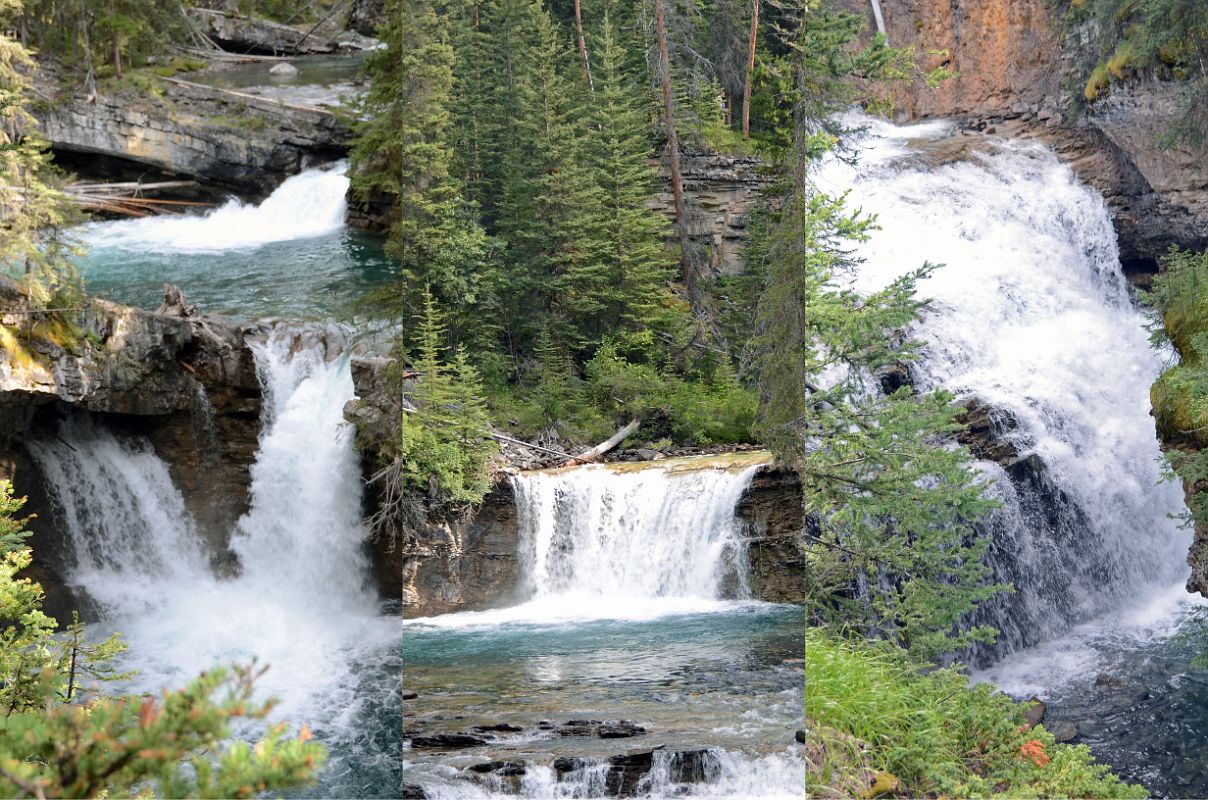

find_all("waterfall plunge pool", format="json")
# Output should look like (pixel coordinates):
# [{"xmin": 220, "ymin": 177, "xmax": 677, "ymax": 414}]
[{"xmin": 403, "ymin": 457, "xmax": 805, "ymax": 799}]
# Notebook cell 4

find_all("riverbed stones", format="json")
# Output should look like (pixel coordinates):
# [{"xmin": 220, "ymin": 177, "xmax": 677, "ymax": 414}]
[
  {"xmin": 402, "ymin": 786, "xmax": 427, "ymax": 799},
  {"xmin": 467, "ymin": 760, "xmax": 526, "ymax": 776},
  {"xmin": 1046, "ymin": 720, "xmax": 1079, "ymax": 742},
  {"xmin": 1022, "ymin": 697, "xmax": 1047, "ymax": 729},
  {"xmin": 269, "ymin": 62, "xmax": 299, "ymax": 77},
  {"xmin": 409, "ymin": 733, "xmax": 488, "ymax": 749}
]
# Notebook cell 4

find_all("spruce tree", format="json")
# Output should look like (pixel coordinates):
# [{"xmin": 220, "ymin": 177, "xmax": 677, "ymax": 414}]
[
  {"xmin": 572, "ymin": 14, "xmax": 683, "ymax": 350},
  {"xmin": 349, "ymin": 0, "xmax": 492, "ymax": 347},
  {"xmin": 0, "ymin": 5, "xmax": 79, "ymax": 308}
]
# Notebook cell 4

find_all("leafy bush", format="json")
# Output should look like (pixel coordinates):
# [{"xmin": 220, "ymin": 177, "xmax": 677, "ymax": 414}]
[{"xmin": 806, "ymin": 629, "xmax": 1148, "ymax": 799}]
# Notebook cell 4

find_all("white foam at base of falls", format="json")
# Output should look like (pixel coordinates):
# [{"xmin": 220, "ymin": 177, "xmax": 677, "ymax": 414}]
[
  {"xmin": 819, "ymin": 112, "xmax": 1193, "ymax": 686},
  {"xmin": 27, "ymin": 325, "xmax": 395, "ymax": 727},
  {"xmin": 79, "ymin": 165, "xmax": 350, "ymax": 254}
]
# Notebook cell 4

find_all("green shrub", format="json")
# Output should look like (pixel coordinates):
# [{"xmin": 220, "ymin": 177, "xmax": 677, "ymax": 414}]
[{"xmin": 806, "ymin": 629, "xmax": 1148, "ymax": 799}]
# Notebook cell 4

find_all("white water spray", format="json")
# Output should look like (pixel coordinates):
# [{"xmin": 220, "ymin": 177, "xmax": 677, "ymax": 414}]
[
  {"xmin": 79, "ymin": 166, "xmax": 350, "ymax": 254},
  {"xmin": 819, "ymin": 114, "xmax": 1193, "ymax": 684},
  {"xmin": 27, "ymin": 326, "xmax": 395, "ymax": 728}
]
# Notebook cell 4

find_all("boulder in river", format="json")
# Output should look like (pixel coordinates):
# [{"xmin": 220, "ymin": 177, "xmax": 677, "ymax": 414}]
[
  {"xmin": 1022, "ymin": 696, "xmax": 1046, "ymax": 728},
  {"xmin": 409, "ymin": 733, "xmax": 488, "ymax": 749},
  {"xmin": 1045, "ymin": 720, "xmax": 1079, "ymax": 742},
  {"xmin": 269, "ymin": 62, "xmax": 299, "ymax": 77}
]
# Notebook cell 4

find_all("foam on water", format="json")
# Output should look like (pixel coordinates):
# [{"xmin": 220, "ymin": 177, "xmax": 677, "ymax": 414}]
[
  {"xmin": 820, "ymin": 112, "xmax": 1193, "ymax": 684},
  {"xmin": 79, "ymin": 166, "xmax": 349, "ymax": 254}
]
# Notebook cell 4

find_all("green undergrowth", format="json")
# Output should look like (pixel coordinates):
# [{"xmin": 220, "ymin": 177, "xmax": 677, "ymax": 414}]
[{"xmin": 806, "ymin": 629, "xmax": 1147, "ymax": 799}]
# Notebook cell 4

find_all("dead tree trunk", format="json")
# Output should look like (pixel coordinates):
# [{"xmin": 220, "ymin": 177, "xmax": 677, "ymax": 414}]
[
  {"xmin": 562, "ymin": 419, "xmax": 641, "ymax": 467},
  {"xmin": 653, "ymin": 0, "xmax": 696, "ymax": 310},
  {"xmin": 573, "ymin": 0, "xmax": 594, "ymax": 92},
  {"xmin": 741, "ymin": 0, "xmax": 759, "ymax": 140}
]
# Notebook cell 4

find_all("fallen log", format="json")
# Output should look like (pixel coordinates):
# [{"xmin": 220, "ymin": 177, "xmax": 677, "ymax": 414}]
[{"xmin": 561, "ymin": 419, "xmax": 640, "ymax": 467}]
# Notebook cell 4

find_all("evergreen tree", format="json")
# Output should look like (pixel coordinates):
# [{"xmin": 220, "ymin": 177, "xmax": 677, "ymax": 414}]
[
  {"xmin": 349, "ymin": 0, "xmax": 492, "ymax": 347},
  {"xmin": 750, "ymin": 4, "xmax": 1000, "ymax": 658},
  {"xmin": 0, "ymin": 4, "xmax": 79, "ymax": 308},
  {"xmin": 569, "ymin": 14, "xmax": 683, "ymax": 350},
  {"xmin": 400, "ymin": 288, "xmax": 499, "ymax": 503}
]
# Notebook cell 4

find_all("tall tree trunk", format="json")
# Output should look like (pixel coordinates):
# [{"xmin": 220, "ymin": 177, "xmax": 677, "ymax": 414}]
[
  {"xmin": 573, "ymin": 0, "xmax": 593, "ymax": 92},
  {"xmin": 741, "ymin": 0, "xmax": 759, "ymax": 140},
  {"xmin": 653, "ymin": 0, "xmax": 695, "ymax": 308}
]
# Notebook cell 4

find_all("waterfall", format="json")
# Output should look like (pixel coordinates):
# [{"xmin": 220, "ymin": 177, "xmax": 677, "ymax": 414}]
[
  {"xmin": 25, "ymin": 326, "xmax": 397, "ymax": 779},
  {"xmin": 410, "ymin": 458, "xmax": 766, "ymax": 626},
  {"xmin": 818, "ymin": 114, "xmax": 1192, "ymax": 672},
  {"xmin": 78, "ymin": 165, "xmax": 350, "ymax": 254}
]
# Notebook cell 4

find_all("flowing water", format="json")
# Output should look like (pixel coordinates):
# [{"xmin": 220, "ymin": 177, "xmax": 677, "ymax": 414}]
[
  {"xmin": 821, "ymin": 114, "xmax": 1208, "ymax": 796},
  {"xmin": 190, "ymin": 53, "xmax": 369, "ymax": 109},
  {"xmin": 26, "ymin": 328, "xmax": 401, "ymax": 798},
  {"xmin": 404, "ymin": 457, "xmax": 805, "ymax": 798},
  {"xmin": 76, "ymin": 165, "xmax": 396, "ymax": 317}
]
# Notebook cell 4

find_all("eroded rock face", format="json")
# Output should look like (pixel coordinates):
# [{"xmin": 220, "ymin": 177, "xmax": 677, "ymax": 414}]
[
  {"xmin": 737, "ymin": 467, "xmax": 805, "ymax": 602},
  {"xmin": 36, "ymin": 68, "xmax": 351, "ymax": 196},
  {"xmin": 187, "ymin": 8, "xmax": 379, "ymax": 55},
  {"xmin": 837, "ymin": 0, "xmax": 1208, "ymax": 260},
  {"xmin": 652, "ymin": 152, "xmax": 775, "ymax": 278}
]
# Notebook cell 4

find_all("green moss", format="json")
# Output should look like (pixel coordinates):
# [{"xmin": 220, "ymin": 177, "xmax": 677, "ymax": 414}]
[
  {"xmin": 1085, "ymin": 63, "xmax": 1111, "ymax": 101},
  {"xmin": 1106, "ymin": 40, "xmax": 1137, "ymax": 79}
]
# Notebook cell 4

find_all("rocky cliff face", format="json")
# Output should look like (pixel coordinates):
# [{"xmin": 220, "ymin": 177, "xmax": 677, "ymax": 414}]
[
  {"xmin": 653, "ymin": 152, "xmax": 775, "ymax": 279},
  {"xmin": 36, "ymin": 70, "xmax": 352, "ymax": 196},
  {"xmin": 840, "ymin": 0, "xmax": 1208, "ymax": 262}
]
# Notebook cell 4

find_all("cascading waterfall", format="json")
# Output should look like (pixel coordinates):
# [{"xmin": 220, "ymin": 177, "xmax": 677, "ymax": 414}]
[
  {"xmin": 26, "ymin": 325, "xmax": 399, "ymax": 796},
  {"xmin": 817, "ymin": 114, "xmax": 1194, "ymax": 678},
  {"xmin": 514, "ymin": 462, "xmax": 759, "ymax": 604},
  {"xmin": 79, "ymin": 165, "xmax": 350, "ymax": 253}
]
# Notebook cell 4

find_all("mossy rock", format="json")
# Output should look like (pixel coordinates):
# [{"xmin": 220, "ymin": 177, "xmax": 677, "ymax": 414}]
[{"xmin": 1085, "ymin": 63, "xmax": 1111, "ymax": 102}]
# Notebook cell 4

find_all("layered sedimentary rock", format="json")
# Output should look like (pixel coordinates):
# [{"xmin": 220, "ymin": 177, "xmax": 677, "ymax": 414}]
[
  {"xmin": 36, "ymin": 71, "xmax": 352, "ymax": 196},
  {"xmin": 187, "ymin": 8, "xmax": 378, "ymax": 55}
]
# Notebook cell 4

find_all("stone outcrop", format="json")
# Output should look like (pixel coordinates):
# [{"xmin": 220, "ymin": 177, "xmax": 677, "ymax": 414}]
[
  {"xmin": 36, "ymin": 69, "xmax": 352, "ymax": 196},
  {"xmin": 836, "ymin": 0, "xmax": 1208, "ymax": 262},
  {"xmin": 653, "ymin": 152, "xmax": 775, "ymax": 279},
  {"xmin": 0, "ymin": 283, "xmax": 263, "ymax": 580},
  {"xmin": 187, "ymin": 8, "xmax": 379, "ymax": 55},
  {"xmin": 737, "ymin": 467, "xmax": 805, "ymax": 602}
]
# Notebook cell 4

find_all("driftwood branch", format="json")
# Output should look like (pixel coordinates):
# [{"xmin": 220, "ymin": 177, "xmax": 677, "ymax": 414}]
[
  {"xmin": 561, "ymin": 419, "xmax": 640, "ymax": 467},
  {"xmin": 489, "ymin": 432, "xmax": 571, "ymax": 459}
]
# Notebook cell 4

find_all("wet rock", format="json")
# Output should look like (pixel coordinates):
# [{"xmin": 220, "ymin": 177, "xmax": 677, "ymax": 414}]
[
  {"xmin": 402, "ymin": 692, "xmax": 418, "ymax": 700},
  {"xmin": 269, "ymin": 62, "xmax": 299, "ymax": 77},
  {"xmin": 471, "ymin": 723, "xmax": 522, "ymax": 733},
  {"xmin": 468, "ymin": 760, "xmax": 526, "ymax": 776},
  {"xmin": 1046, "ymin": 720, "xmax": 1079, "ymax": 742},
  {"xmin": 955, "ymin": 398, "xmax": 1024, "ymax": 466},
  {"xmin": 663, "ymin": 749, "xmax": 718, "ymax": 784},
  {"xmin": 537, "ymin": 721, "xmax": 556, "ymax": 730},
  {"xmin": 402, "ymin": 785, "xmax": 427, "ymax": 800},
  {"xmin": 1022, "ymin": 697, "xmax": 1046, "ymax": 728},
  {"xmin": 634, "ymin": 448, "xmax": 659, "ymax": 462},
  {"xmin": 409, "ymin": 733, "xmax": 488, "ymax": 749},
  {"xmin": 795, "ymin": 730, "xmax": 807, "ymax": 744},
  {"xmin": 553, "ymin": 756, "xmax": 591, "ymax": 773},
  {"xmin": 597, "ymin": 722, "xmax": 647, "ymax": 739}
]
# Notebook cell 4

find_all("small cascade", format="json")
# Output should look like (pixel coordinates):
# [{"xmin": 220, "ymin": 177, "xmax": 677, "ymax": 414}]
[
  {"xmin": 79, "ymin": 165, "xmax": 350, "ymax": 254},
  {"xmin": 25, "ymin": 416, "xmax": 209, "ymax": 615},
  {"xmin": 817, "ymin": 114, "xmax": 1191, "ymax": 667},
  {"xmin": 512, "ymin": 461, "xmax": 762, "ymax": 604}
]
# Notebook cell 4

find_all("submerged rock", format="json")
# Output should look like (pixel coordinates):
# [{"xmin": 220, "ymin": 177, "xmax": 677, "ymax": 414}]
[
  {"xmin": 402, "ymin": 786, "xmax": 427, "ymax": 800},
  {"xmin": 269, "ymin": 62, "xmax": 299, "ymax": 77}
]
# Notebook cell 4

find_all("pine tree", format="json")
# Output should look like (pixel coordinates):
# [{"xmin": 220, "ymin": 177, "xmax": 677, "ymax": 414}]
[
  {"xmin": 572, "ymin": 14, "xmax": 683, "ymax": 350},
  {"xmin": 0, "ymin": 6, "xmax": 79, "ymax": 308},
  {"xmin": 349, "ymin": 0, "xmax": 493, "ymax": 347}
]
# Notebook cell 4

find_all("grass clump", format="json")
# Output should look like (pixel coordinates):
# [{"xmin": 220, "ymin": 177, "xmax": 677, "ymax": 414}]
[{"xmin": 806, "ymin": 629, "xmax": 1148, "ymax": 799}]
